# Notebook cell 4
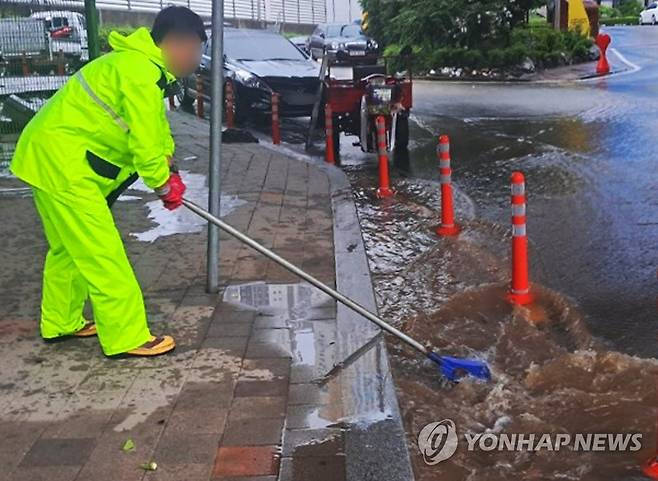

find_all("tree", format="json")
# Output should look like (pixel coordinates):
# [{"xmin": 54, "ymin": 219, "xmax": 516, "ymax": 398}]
[{"xmin": 360, "ymin": 0, "xmax": 546, "ymax": 50}]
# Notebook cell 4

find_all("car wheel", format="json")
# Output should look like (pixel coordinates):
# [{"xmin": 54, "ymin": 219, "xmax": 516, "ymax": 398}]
[{"xmin": 394, "ymin": 111, "xmax": 409, "ymax": 151}]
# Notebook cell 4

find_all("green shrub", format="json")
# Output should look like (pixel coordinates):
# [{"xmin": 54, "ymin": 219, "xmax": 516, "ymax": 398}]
[
  {"xmin": 618, "ymin": 0, "xmax": 643, "ymax": 17},
  {"xmin": 487, "ymin": 48, "xmax": 507, "ymax": 68},
  {"xmin": 99, "ymin": 25, "xmax": 139, "ymax": 52},
  {"xmin": 600, "ymin": 16, "xmax": 639, "ymax": 25},
  {"xmin": 462, "ymin": 49, "xmax": 485, "ymax": 68}
]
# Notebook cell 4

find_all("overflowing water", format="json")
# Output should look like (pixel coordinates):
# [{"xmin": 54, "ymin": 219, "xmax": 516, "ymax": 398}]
[{"xmin": 334, "ymin": 27, "xmax": 657, "ymax": 480}]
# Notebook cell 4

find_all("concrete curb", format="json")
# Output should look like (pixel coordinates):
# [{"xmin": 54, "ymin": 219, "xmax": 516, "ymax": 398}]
[{"xmin": 287, "ymin": 154, "xmax": 416, "ymax": 481}]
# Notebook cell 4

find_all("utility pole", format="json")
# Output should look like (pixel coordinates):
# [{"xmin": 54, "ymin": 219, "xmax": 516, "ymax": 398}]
[
  {"xmin": 207, "ymin": 0, "xmax": 224, "ymax": 293},
  {"xmin": 84, "ymin": 0, "xmax": 100, "ymax": 60}
]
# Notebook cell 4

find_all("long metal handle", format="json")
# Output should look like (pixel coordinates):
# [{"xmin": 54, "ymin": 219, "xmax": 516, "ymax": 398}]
[{"xmin": 182, "ymin": 198, "xmax": 428, "ymax": 355}]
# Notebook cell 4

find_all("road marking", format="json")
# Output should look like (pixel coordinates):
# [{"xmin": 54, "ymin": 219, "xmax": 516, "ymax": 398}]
[
  {"xmin": 579, "ymin": 47, "xmax": 642, "ymax": 83},
  {"xmin": 610, "ymin": 47, "xmax": 642, "ymax": 73}
]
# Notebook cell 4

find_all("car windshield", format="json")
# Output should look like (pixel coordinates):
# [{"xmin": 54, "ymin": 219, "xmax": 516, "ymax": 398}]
[
  {"xmin": 223, "ymin": 31, "xmax": 307, "ymax": 61},
  {"xmin": 326, "ymin": 24, "xmax": 343, "ymax": 37},
  {"xmin": 341, "ymin": 25, "xmax": 363, "ymax": 37}
]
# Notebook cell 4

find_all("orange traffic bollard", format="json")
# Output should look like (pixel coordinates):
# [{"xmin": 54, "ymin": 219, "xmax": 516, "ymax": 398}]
[
  {"xmin": 324, "ymin": 103, "xmax": 335, "ymax": 165},
  {"xmin": 375, "ymin": 116, "xmax": 394, "ymax": 198},
  {"xmin": 225, "ymin": 80, "xmax": 235, "ymax": 128},
  {"xmin": 435, "ymin": 135, "xmax": 460, "ymax": 236},
  {"xmin": 595, "ymin": 33, "xmax": 611, "ymax": 75},
  {"xmin": 507, "ymin": 171, "xmax": 533, "ymax": 305},
  {"xmin": 271, "ymin": 92, "xmax": 281, "ymax": 145},
  {"xmin": 195, "ymin": 75, "xmax": 204, "ymax": 118},
  {"xmin": 644, "ymin": 456, "xmax": 658, "ymax": 480}
]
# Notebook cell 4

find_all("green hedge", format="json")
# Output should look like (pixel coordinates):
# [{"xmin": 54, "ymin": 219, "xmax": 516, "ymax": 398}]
[
  {"xmin": 600, "ymin": 16, "xmax": 639, "ymax": 25},
  {"xmin": 387, "ymin": 26, "xmax": 593, "ymax": 72}
]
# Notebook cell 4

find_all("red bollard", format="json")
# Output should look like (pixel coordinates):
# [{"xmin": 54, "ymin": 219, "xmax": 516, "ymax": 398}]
[
  {"xmin": 644, "ymin": 457, "xmax": 658, "ymax": 480},
  {"xmin": 507, "ymin": 171, "xmax": 533, "ymax": 305},
  {"xmin": 324, "ymin": 103, "xmax": 335, "ymax": 165},
  {"xmin": 195, "ymin": 75, "xmax": 204, "ymax": 118},
  {"xmin": 271, "ymin": 92, "xmax": 281, "ymax": 145},
  {"xmin": 435, "ymin": 135, "xmax": 460, "ymax": 236},
  {"xmin": 375, "ymin": 116, "xmax": 394, "ymax": 198},
  {"xmin": 596, "ymin": 33, "xmax": 611, "ymax": 75},
  {"xmin": 225, "ymin": 80, "xmax": 235, "ymax": 128}
]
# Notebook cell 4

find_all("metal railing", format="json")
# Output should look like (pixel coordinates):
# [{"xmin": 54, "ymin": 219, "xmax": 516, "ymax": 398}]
[
  {"xmin": 0, "ymin": 0, "xmax": 326, "ymax": 172},
  {"xmin": 4, "ymin": 0, "xmax": 327, "ymax": 22}
]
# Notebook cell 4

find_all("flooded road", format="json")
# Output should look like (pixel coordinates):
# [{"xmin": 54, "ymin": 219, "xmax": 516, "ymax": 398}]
[{"xmin": 329, "ymin": 26, "xmax": 657, "ymax": 481}]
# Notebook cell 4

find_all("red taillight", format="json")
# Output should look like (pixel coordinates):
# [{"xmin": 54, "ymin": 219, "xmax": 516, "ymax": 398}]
[{"xmin": 51, "ymin": 26, "xmax": 72, "ymax": 38}]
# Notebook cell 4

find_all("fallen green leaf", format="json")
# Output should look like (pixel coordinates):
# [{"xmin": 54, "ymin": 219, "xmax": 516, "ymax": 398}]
[
  {"xmin": 139, "ymin": 461, "xmax": 158, "ymax": 471},
  {"xmin": 122, "ymin": 439, "xmax": 135, "ymax": 452}
]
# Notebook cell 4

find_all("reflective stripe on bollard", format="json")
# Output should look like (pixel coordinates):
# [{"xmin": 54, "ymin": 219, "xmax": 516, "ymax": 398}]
[
  {"xmin": 435, "ymin": 135, "xmax": 460, "ymax": 236},
  {"xmin": 507, "ymin": 171, "xmax": 533, "ymax": 305}
]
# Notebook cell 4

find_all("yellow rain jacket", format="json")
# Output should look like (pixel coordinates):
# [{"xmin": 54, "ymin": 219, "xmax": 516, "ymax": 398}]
[
  {"xmin": 10, "ymin": 26, "xmax": 177, "ymax": 198},
  {"xmin": 9, "ymin": 27, "xmax": 179, "ymax": 356}
]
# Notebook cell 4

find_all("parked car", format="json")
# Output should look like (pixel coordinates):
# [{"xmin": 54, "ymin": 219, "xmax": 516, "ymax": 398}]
[
  {"xmin": 288, "ymin": 35, "xmax": 309, "ymax": 55},
  {"xmin": 306, "ymin": 23, "xmax": 378, "ymax": 63},
  {"xmin": 30, "ymin": 10, "xmax": 88, "ymax": 61},
  {"xmin": 181, "ymin": 27, "xmax": 320, "ymax": 121},
  {"xmin": 640, "ymin": 3, "xmax": 658, "ymax": 24}
]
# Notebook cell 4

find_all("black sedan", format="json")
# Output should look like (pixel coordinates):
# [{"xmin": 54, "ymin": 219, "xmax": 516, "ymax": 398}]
[
  {"xmin": 181, "ymin": 28, "xmax": 320, "ymax": 122},
  {"xmin": 306, "ymin": 23, "xmax": 379, "ymax": 63}
]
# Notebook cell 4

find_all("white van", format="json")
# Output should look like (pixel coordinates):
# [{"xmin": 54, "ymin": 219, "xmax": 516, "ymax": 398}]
[{"xmin": 30, "ymin": 10, "xmax": 88, "ymax": 62}]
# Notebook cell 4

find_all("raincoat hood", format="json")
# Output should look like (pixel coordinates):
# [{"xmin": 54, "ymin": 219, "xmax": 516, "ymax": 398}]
[{"xmin": 108, "ymin": 27, "xmax": 176, "ymax": 83}]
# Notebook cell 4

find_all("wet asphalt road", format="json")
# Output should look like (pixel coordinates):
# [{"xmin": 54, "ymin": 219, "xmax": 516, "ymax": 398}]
[{"xmin": 324, "ymin": 26, "xmax": 656, "ymax": 360}]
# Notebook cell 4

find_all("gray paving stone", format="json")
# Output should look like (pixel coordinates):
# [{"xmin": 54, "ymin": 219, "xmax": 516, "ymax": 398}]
[
  {"xmin": 20, "ymin": 438, "xmax": 95, "ymax": 467},
  {"xmin": 234, "ymin": 380, "xmax": 288, "ymax": 398},
  {"xmin": 153, "ymin": 432, "xmax": 220, "ymax": 464},
  {"xmin": 222, "ymin": 417, "xmax": 285, "ymax": 446},
  {"xmin": 228, "ymin": 396, "xmax": 286, "ymax": 420},
  {"xmin": 9, "ymin": 466, "xmax": 81, "ymax": 481}
]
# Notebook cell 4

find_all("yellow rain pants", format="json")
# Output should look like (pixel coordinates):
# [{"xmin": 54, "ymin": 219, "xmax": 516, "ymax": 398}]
[{"xmin": 31, "ymin": 177, "xmax": 152, "ymax": 355}]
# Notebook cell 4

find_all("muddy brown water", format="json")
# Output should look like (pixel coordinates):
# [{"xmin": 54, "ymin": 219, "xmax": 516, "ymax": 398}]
[{"xmin": 345, "ymin": 173, "xmax": 657, "ymax": 481}]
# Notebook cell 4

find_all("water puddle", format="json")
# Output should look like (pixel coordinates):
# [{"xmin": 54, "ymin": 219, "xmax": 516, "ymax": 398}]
[
  {"xmin": 222, "ymin": 281, "xmax": 399, "ymax": 432},
  {"xmin": 123, "ymin": 170, "xmax": 247, "ymax": 242}
]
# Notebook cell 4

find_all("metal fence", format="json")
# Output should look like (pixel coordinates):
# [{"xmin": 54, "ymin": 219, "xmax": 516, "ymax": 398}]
[
  {"xmin": 3, "ymin": 0, "xmax": 327, "ymax": 22},
  {"xmin": 0, "ymin": 1, "xmax": 88, "ymax": 168},
  {"xmin": 95, "ymin": 0, "xmax": 327, "ymax": 23},
  {"xmin": 0, "ymin": 0, "xmax": 327, "ymax": 170}
]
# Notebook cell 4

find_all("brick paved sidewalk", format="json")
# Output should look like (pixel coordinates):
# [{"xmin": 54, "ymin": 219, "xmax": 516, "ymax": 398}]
[{"xmin": 0, "ymin": 111, "xmax": 413, "ymax": 481}]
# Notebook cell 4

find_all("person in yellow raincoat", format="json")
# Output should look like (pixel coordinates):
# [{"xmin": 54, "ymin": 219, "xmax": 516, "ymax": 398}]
[{"xmin": 9, "ymin": 6, "xmax": 207, "ymax": 357}]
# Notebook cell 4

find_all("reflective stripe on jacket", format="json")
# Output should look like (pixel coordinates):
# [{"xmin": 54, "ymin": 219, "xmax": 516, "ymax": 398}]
[{"xmin": 10, "ymin": 27, "xmax": 177, "ymax": 194}]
